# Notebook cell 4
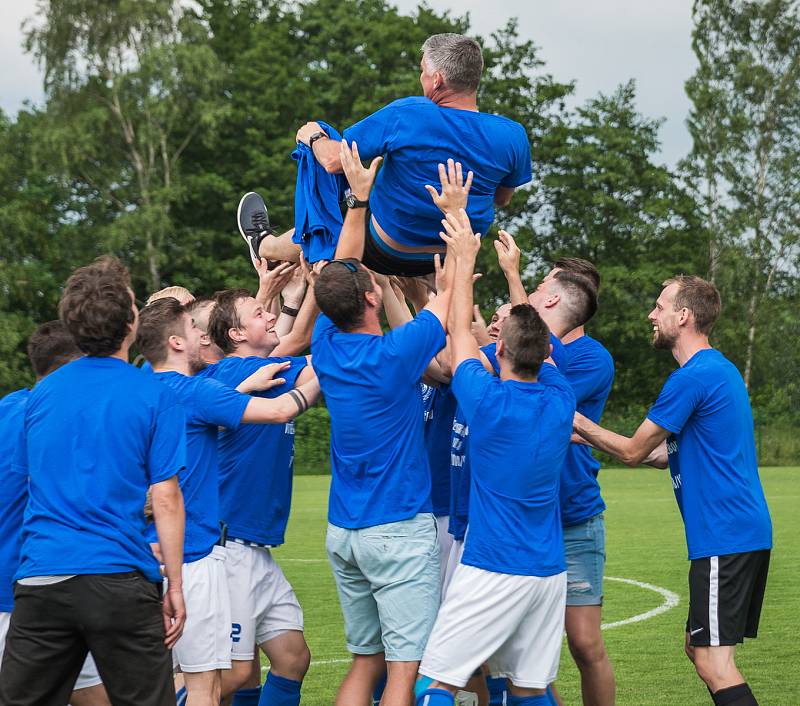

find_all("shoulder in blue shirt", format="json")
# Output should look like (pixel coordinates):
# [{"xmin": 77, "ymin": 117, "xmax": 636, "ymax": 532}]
[
  {"xmin": 15, "ymin": 358, "xmax": 185, "ymax": 583},
  {"xmin": 452, "ymin": 359, "xmax": 576, "ymax": 576},
  {"xmin": 560, "ymin": 335, "xmax": 615, "ymax": 526},
  {"xmin": 312, "ymin": 310, "xmax": 446, "ymax": 528},
  {"xmin": 0, "ymin": 388, "xmax": 30, "ymax": 610},
  {"xmin": 343, "ymin": 97, "xmax": 531, "ymax": 248},
  {"xmin": 202, "ymin": 355, "xmax": 308, "ymax": 545},
  {"xmin": 647, "ymin": 348, "xmax": 772, "ymax": 559}
]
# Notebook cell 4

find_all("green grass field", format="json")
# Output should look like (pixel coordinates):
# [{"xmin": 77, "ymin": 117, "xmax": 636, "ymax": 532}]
[{"xmin": 269, "ymin": 468, "xmax": 800, "ymax": 705}]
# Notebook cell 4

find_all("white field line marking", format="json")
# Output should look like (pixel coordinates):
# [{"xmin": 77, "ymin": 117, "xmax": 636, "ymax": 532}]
[
  {"xmin": 287, "ymin": 575, "xmax": 680, "ymax": 670},
  {"xmin": 279, "ymin": 558, "xmax": 327, "ymax": 563},
  {"xmin": 601, "ymin": 576, "xmax": 680, "ymax": 630}
]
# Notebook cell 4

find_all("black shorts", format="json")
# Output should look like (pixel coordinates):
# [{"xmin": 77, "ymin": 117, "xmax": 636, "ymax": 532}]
[
  {"xmin": 686, "ymin": 549, "xmax": 770, "ymax": 647},
  {"xmin": 361, "ymin": 214, "xmax": 437, "ymax": 277}
]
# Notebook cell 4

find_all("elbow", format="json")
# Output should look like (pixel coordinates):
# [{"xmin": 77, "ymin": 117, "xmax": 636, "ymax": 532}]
[
  {"xmin": 321, "ymin": 156, "xmax": 341, "ymax": 174},
  {"xmin": 621, "ymin": 449, "xmax": 646, "ymax": 467},
  {"xmin": 152, "ymin": 482, "xmax": 183, "ymax": 515}
]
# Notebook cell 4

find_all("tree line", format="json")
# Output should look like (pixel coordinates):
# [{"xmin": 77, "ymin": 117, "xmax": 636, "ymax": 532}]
[{"xmin": 1, "ymin": 0, "xmax": 797, "ymax": 460}]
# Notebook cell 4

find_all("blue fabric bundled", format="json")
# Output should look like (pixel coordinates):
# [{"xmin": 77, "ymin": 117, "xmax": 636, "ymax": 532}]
[{"xmin": 291, "ymin": 120, "xmax": 348, "ymax": 263}]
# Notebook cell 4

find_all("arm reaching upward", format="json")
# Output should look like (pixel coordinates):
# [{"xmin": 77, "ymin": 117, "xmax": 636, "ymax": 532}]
[
  {"xmin": 425, "ymin": 158, "xmax": 473, "ymax": 215},
  {"xmin": 494, "ymin": 230, "xmax": 527, "ymax": 306},
  {"xmin": 334, "ymin": 140, "xmax": 382, "ymax": 261}
]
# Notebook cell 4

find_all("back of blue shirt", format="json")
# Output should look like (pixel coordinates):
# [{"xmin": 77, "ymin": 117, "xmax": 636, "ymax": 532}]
[
  {"xmin": 0, "ymin": 389, "xmax": 30, "ymax": 611},
  {"xmin": 311, "ymin": 311, "xmax": 446, "ymax": 528},
  {"xmin": 561, "ymin": 336, "xmax": 615, "ymax": 526},
  {"xmin": 202, "ymin": 355, "xmax": 307, "ymax": 545},
  {"xmin": 421, "ymin": 382, "xmax": 456, "ymax": 517},
  {"xmin": 453, "ymin": 360, "xmax": 575, "ymax": 576},
  {"xmin": 148, "ymin": 373, "xmax": 250, "ymax": 562},
  {"xmin": 344, "ymin": 97, "xmax": 531, "ymax": 248},
  {"xmin": 15, "ymin": 357, "xmax": 185, "ymax": 583},
  {"xmin": 647, "ymin": 349, "xmax": 772, "ymax": 559}
]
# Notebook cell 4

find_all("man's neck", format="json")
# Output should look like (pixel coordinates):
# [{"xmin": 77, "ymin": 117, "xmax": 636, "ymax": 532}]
[
  {"xmin": 229, "ymin": 342, "xmax": 268, "ymax": 359},
  {"xmin": 430, "ymin": 88, "xmax": 478, "ymax": 112},
  {"xmin": 671, "ymin": 334, "xmax": 712, "ymax": 367},
  {"xmin": 345, "ymin": 310, "xmax": 383, "ymax": 336},
  {"xmin": 538, "ymin": 310, "xmax": 570, "ymax": 339},
  {"xmin": 153, "ymin": 355, "xmax": 192, "ymax": 377},
  {"xmin": 109, "ymin": 343, "xmax": 131, "ymax": 362},
  {"xmin": 560, "ymin": 325, "xmax": 585, "ymax": 345}
]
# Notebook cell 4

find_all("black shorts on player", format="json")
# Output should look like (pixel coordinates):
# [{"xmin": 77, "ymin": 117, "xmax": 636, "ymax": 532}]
[{"xmin": 686, "ymin": 549, "xmax": 770, "ymax": 647}]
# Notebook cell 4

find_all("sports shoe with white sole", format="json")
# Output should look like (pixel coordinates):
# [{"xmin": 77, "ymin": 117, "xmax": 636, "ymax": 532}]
[{"xmin": 237, "ymin": 191, "xmax": 276, "ymax": 262}]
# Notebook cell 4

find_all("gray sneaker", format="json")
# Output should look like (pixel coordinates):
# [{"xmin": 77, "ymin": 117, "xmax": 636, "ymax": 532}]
[{"xmin": 236, "ymin": 191, "xmax": 275, "ymax": 262}]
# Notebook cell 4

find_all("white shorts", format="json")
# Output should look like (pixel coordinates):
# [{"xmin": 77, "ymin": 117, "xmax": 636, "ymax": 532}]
[
  {"xmin": 171, "ymin": 546, "xmax": 232, "ymax": 672},
  {"xmin": 435, "ymin": 516, "xmax": 454, "ymax": 588},
  {"xmin": 225, "ymin": 542, "xmax": 303, "ymax": 660},
  {"xmin": 420, "ymin": 564, "xmax": 567, "ymax": 689},
  {"xmin": 0, "ymin": 612, "xmax": 102, "ymax": 690},
  {"xmin": 441, "ymin": 538, "xmax": 464, "ymax": 599}
]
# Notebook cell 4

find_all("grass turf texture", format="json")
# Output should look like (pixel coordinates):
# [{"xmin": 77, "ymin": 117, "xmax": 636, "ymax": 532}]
[{"xmin": 269, "ymin": 468, "xmax": 799, "ymax": 705}]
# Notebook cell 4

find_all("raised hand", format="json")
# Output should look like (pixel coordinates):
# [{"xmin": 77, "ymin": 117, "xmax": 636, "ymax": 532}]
[
  {"xmin": 281, "ymin": 256, "xmax": 308, "ymax": 307},
  {"xmin": 494, "ymin": 229, "xmax": 520, "ymax": 275},
  {"xmin": 255, "ymin": 260, "xmax": 297, "ymax": 305},
  {"xmin": 425, "ymin": 158, "xmax": 474, "ymax": 215},
  {"xmin": 238, "ymin": 361, "xmax": 291, "ymax": 394},
  {"xmin": 296, "ymin": 121, "xmax": 325, "ymax": 146},
  {"xmin": 439, "ymin": 208, "xmax": 481, "ymax": 262},
  {"xmin": 471, "ymin": 305, "xmax": 491, "ymax": 346},
  {"xmin": 340, "ymin": 140, "xmax": 382, "ymax": 201}
]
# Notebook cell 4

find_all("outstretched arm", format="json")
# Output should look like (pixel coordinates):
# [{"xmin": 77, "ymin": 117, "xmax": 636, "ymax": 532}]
[
  {"xmin": 334, "ymin": 140, "xmax": 382, "ymax": 261},
  {"xmin": 240, "ymin": 374, "xmax": 321, "ymax": 424},
  {"xmin": 426, "ymin": 159, "xmax": 473, "ymax": 215},
  {"xmin": 573, "ymin": 413, "xmax": 670, "ymax": 468},
  {"xmin": 494, "ymin": 230, "xmax": 527, "ymax": 306}
]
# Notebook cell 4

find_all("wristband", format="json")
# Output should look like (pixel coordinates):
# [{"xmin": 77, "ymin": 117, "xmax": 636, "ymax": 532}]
[{"xmin": 281, "ymin": 304, "xmax": 300, "ymax": 317}]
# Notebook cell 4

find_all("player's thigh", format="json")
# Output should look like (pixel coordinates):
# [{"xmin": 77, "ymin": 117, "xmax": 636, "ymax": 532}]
[
  {"xmin": 252, "ymin": 550, "xmax": 304, "ymax": 648},
  {"xmin": 564, "ymin": 514, "xmax": 605, "ymax": 607},
  {"xmin": 69, "ymin": 682, "xmax": 111, "ymax": 706},
  {"xmin": 356, "ymin": 513, "xmax": 440, "ymax": 662},
  {"xmin": 224, "ymin": 542, "xmax": 259, "ymax": 661}
]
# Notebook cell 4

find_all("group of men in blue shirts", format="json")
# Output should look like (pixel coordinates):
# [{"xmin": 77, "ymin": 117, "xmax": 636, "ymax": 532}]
[{"xmin": 0, "ymin": 29, "xmax": 772, "ymax": 706}]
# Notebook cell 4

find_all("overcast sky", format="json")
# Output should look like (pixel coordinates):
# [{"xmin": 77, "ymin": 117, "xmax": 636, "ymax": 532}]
[{"xmin": 0, "ymin": 0, "xmax": 697, "ymax": 167}]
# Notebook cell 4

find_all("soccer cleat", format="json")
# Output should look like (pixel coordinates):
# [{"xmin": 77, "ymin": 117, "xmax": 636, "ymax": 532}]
[{"xmin": 237, "ymin": 191, "xmax": 276, "ymax": 262}]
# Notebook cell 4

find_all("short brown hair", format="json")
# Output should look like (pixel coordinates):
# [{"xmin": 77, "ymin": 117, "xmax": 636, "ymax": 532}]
[
  {"xmin": 313, "ymin": 260, "xmax": 375, "ymax": 332},
  {"xmin": 208, "ymin": 289, "xmax": 251, "ymax": 353},
  {"xmin": 552, "ymin": 271, "xmax": 598, "ymax": 330},
  {"xmin": 58, "ymin": 256, "xmax": 135, "ymax": 357},
  {"xmin": 499, "ymin": 304, "xmax": 551, "ymax": 378},
  {"xmin": 663, "ymin": 275, "xmax": 721, "ymax": 334},
  {"xmin": 554, "ymin": 257, "xmax": 601, "ymax": 291},
  {"xmin": 27, "ymin": 320, "xmax": 81, "ymax": 378},
  {"xmin": 136, "ymin": 298, "xmax": 188, "ymax": 367}
]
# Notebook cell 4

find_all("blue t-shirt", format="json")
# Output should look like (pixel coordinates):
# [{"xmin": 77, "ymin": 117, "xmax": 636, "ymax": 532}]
[
  {"xmin": 453, "ymin": 360, "xmax": 575, "ymax": 576},
  {"xmin": 421, "ymin": 382, "xmax": 457, "ymax": 517},
  {"xmin": 201, "ymin": 355, "xmax": 307, "ymax": 545},
  {"xmin": 311, "ymin": 310, "xmax": 446, "ymax": 528},
  {"xmin": 14, "ymin": 357, "xmax": 185, "ymax": 583},
  {"xmin": 343, "ymin": 97, "xmax": 531, "ymax": 248},
  {"xmin": 647, "ymin": 348, "xmax": 772, "ymax": 560},
  {"xmin": 560, "ymin": 335, "xmax": 615, "ymax": 526},
  {"xmin": 449, "ymin": 337, "xmax": 567, "ymax": 540},
  {"xmin": 0, "ymin": 389, "xmax": 30, "ymax": 611},
  {"xmin": 148, "ymin": 372, "xmax": 250, "ymax": 562}
]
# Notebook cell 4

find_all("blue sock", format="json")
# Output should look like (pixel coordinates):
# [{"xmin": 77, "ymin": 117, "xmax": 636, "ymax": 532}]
[
  {"xmin": 487, "ymin": 676, "xmax": 507, "ymax": 705},
  {"xmin": 175, "ymin": 686, "xmax": 187, "ymax": 706},
  {"xmin": 415, "ymin": 688, "xmax": 455, "ymax": 706},
  {"xmin": 508, "ymin": 695, "xmax": 550, "ymax": 705},
  {"xmin": 232, "ymin": 687, "xmax": 262, "ymax": 706},
  {"xmin": 545, "ymin": 685, "xmax": 558, "ymax": 706},
  {"xmin": 258, "ymin": 671, "xmax": 302, "ymax": 706},
  {"xmin": 373, "ymin": 671, "xmax": 387, "ymax": 704}
]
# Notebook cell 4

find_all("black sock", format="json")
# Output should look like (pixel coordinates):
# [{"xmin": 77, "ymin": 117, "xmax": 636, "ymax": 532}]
[{"xmin": 712, "ymin": 682, "xmax": 758, "ymax": 706}]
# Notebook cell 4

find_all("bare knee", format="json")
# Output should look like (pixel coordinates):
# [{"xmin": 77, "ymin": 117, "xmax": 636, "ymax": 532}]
[
  {"xmin": 567, "ymin": 631, "xmax": 608, "ymax": 668},
  {"xmin": 221, "ymin": 659, "xmax": 257, "ymax": 697},
  {"xmin": 262, "ymin": 631, "xmax": 311, "ymax": 681}
]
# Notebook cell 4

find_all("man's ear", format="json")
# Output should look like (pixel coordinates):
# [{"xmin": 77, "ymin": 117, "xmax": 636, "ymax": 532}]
[
  {"xmin": 545, "ymin": 293, "xmax": 560, "ymax": 309},
  {"xmin": 678, "ymin": 307, "xmax": 691, "ymax": 328},
  {"xmin": 228, "ymin": 326, "xmax": 246, "ymax": 344},
  {"xmin": 496, "ymin": 339, "xmax": 505, "ymax": 358},
  {"xmin": 167, "ymin": 334, "xmax": 184, "ymax": 353},
  {"xmin": 365, "ymin": 290, "xmax": 380, "ymax": 308},
  {"xmin": 199, "ymin": 333, "xmax": 211, "ymax": 347}
]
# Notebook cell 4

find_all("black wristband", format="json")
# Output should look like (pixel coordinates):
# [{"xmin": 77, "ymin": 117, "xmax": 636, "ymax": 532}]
[{"xmin": 281, "ymin": 304, "xmax": 300, "ymax": 317}]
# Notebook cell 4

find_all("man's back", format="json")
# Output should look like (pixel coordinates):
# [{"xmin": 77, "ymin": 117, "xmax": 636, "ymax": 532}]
[
  {"xmin": 344, "ymin": 97, "xmax": 531, "ymax": 247},
  {"xmin": 17, "ymin": 356, "xmax": 185, "ymax": 583},
  {"xmin": 311, "ymin": 310, "xmax": 446, "ymax": 528}
]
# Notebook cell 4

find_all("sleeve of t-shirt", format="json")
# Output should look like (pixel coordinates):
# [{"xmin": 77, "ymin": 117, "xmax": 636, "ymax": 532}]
[
  {"xmin": 147, "ymin": 392, "xmax": 187, "ymax": 485},
  {"xmin": 647, "ymin": 370, "xmax": 705, "ymax": 435},
  {"xmin": 480, "ymin": 342, "xmax": 500, "ymax": 374},
  {"xmin": 194, "ymin": 378, "xmax": 251, "ymax": 430},
  {"xmin": 384, "ymin": 309, "xmax": 446, "ymax": 381},
  {"xmin": 565, "ymin": 346, "xmax": 613, "ymax": 405},
  {"xmin": 538, "ymin": 362, "xmax": 577, "ymax": 407},
  {"xmin": 550, "ymin": 333, "xmax": 569, "ymax": 372},
  {"xmin": 342, "ymin": 101, "xmax": 401, "ymax": 160},
  {"xmin": 452, "ymin": 358, "xmax": 495, "ymax": 425},
  {"xmin": 311, "ymin": 313, "xmax": 338, "ymax": 349},
  {"xmin": 499, "ymin": 123, "xmax": 533, "ymax": 188}
]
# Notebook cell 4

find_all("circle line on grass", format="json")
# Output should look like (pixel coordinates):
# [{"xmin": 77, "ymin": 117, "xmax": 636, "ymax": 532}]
[{"xmin": 601, "ymin": 576, "xmax": 680, "ymax": 630}]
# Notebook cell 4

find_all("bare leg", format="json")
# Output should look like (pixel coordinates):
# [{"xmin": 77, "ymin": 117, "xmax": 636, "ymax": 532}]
[
  {"xmin": 257, "ymin": 229, "xmax": 302, "ymax": 263},
  {"xmin": 183, "ymin": 670, "xmax": 222, "ymax": 706},
  {"xmin": 336, "ymin": 653, "xmax": 386, "ymax": 706},
  {"xmin": 259, "ymin": 629, "xmax": 310, "ymax": 681},
  {"xmin": 691, "ymin": 643, "xmax": 745, "ymax": 693},
  {"xmin": 463, "ymin": 671, "xmax": 490, "ymax": 706},
  {"xmin": 221, "ymin": 655, "xmax": 259, "ymax": 699},
  {"xmin": 565, "ymin": 605, "xmax": 615, "ymax": 706},
  {"xmin": 382, "ymin": 661, "xmax": 420, "ymax": 706},
  {"xmin": 69, "ymin": 684, "xmax": 111, "ymax": 706}
]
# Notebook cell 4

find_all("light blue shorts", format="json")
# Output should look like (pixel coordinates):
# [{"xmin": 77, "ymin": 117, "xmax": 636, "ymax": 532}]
[
  {"xmin": 326, "ymin": 513, "xmax": 440, "ymax": 661},
  {"xmin": 564, "ymin": 513, "xmax": 606, "ymax": 606}
]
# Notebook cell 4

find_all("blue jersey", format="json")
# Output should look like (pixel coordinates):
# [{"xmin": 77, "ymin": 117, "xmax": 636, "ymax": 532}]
[
  {"xmin": 201, "ymin": 355, "xmax": 308, "ymax": 546},
  {"xmin": 449, "ymin": 338, "xmax": 567, "ymax": 540},
  {"xmin": 0, "ymin": 389, "xmax": 30, "ymax": 611},
  {"xmin": 647, "ymin": 349, "xmax": 772, "ymax": 559},
  {"xmin": 148, "ymin": 372, "xmax": 250, "ymax": 562},
  {"xmin": 421, "ymin": 382, "xmax": 456, "ymax": 517},
  {"xmin": 453, "ymin": 360, "xmax": 575, "ymax": 576},
  {"xmin": 311, "ymin": 311, "xmax": 446, "ymax": 529},
  {"xmin": 343, "ymin": 97, "xmax": 531, "ymax": 248},
  {"xmin": 15, "ymin": 357, "xmax": 185, "ymax": 583},
  {"xmin": 560, "ymin": 335, "xmax": 615, "ymax": 526}
]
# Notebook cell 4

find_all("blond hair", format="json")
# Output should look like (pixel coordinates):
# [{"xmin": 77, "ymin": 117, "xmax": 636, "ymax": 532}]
[{"xmin": 146, "ymin": 286, "xmax": 195, "ymax": 307}]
